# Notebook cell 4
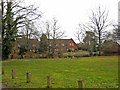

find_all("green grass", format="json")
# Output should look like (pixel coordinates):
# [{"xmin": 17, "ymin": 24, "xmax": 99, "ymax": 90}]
[
  {"xmin": 2, "ymin": 56, "xmax": 118, "ymax": 88},
  {"xmin": 0, "ymin": 60, "xmax": 2, "ymax": 83},
  {"xmin": 63, "ymin": 50, "xmax": 89, "ymax": 56}
]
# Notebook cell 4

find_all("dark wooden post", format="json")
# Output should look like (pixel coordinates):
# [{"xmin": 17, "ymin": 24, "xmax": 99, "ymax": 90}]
[
  {"xmin": 12, "ymin": 69, "xmax": 15, "ymax": 79},
  {"xmin": 78, "ymin": 79, "xmax": 85, "ymax": 88},
  {"xmin": 26, "ymin": 72, "xmax": 31, "ymax": 83},
  {"xmin": 47, "ymin": 75, "xmax": 52, "ymax": 88},
  {"xmin": 2, "ymin": 67, "xmax": 4, "ymax": 75}
]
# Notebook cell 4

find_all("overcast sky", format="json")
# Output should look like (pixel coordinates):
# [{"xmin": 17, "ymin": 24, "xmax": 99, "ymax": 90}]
[{"xmin": 25, "ymin": 0, "xmax": 119, "ymax": 43}]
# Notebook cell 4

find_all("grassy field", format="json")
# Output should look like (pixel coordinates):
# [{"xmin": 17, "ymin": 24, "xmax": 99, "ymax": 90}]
[
  {"xmin": 2, "ymin": 56, "xmax": 118, "ymax": 88},
  {"xmin": 63, "ymin": 50, "xmax": 90, "ymax": 56}
]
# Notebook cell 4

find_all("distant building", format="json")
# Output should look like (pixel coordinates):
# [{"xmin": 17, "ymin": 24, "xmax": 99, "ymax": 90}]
[
  {"xmin": 48, "ymin": 38, "xmax": 78, "ymax": 52},
  {"xmin": 48, "ymin": 38, "xmax": 78, "ymax": 58},
  {"xmin": 14, "ymin": 37, "xmax": 39, "ymax": 53},
  {"xmin": 12, "ymin": 37, "xmax": 78, "ymax": 58}
]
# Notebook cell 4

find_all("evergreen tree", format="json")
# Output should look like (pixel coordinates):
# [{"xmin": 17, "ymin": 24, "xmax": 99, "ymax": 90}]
[
  {"xmin": 39, "ymin": 34, "xmax": 48, "ymax": 53},
  {"xmin": 18, "ymin": 45, "xmax": 27, "ymax": 59},
  {"xmin": 1, "ymin": 0, "xmax": 41, "ymax": 60},
  {"xmin": 83, "ymin": 31, "xmax": 97, "ymax": 55},
  {"xmin": 2, "ymin": 1, "xmax": 17, "ymax": 60}
]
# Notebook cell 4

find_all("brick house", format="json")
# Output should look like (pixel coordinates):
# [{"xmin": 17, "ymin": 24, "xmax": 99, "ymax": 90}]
[
  {"xmin": 15, "ymin": 38, "xmax": 78, "ymax": 52},
  {"xmin": 12, "ymin": 38, "xmax": 78, "ymax": 58},
  {"xmin": 14, "ymin": 37, "xmax": 39, "ymax": 53},
  {"xmin": 48, "ymin": 38, "xmax": 78, "ymax": 57}
]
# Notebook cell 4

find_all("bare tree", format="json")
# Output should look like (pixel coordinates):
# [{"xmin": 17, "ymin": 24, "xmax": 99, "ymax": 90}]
[
  {"xmin": 50, "ymin": 18, "xmax": 65, "ymax": 39},
  {"xmin": 1, "ymin": 0, "xmax": 41, "ymax": 59},
  {"xmin": 113, "ymin": 24, "xmax": 120, "ymax": 42},
  {"xmin": 45, "ymin": 21, "xmax": 51, "ymax": 57},
  {"xmin": 74, "ymin": 24, "xmax": 85, "ymax": 43},
  {"xmin": 45, "ymin": 18, "xmax": 65, "ymax": 58},
  {"xmin": 85, "ymin": 5, "xmax": 111, "ymax": 55},
  {"xmin": 2, "ymin": 0, "xmax": 41, "ymax": 30},
  {"xmin": 18, "ymin": 18, "xmax": 41, "ymax": 39}
]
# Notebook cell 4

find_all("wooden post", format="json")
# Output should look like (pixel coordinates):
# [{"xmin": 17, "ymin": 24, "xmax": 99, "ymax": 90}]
[
  {"xmin": 47, "ymin": 75, "xmax": 52, "ymax": 88},
  {"xmin": 26, "ymin": 72, "xmax": 31, "ymax": 83},
  {"xmin": 12, "ymin": 69, "xmax": 15, "ymax": 79},
  {"xmin": 78, "ymin": 79, "xmax": 84, "ymax": 88},
  {"xmin": 2, "ymin": 67, "xmax": 4, "ymax": 75}
]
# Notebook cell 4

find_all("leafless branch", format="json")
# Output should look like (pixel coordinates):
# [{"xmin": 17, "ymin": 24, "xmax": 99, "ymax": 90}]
[{"xmin": 74, "ymin": 24, "xmax": 86, "ymax": 43}]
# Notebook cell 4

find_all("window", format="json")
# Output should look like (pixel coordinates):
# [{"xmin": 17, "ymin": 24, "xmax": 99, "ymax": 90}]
[
  {"xmin": 33, "ymin": 49, "xmax": 35, "ymax": 52},
  {"xmin": 56, "ymin": 44, "xmax": 58, "ymax": 46},
  {"xmin": 32, "ymin": 44, "xmax": 36, "ymax": 47},
  {"xmin": 18, "ymin": 44, "xmax": 20, "ymax": 48},
  {"xmin": 55, "ymin": 49, "xmax": 58, "ymax": 51},
  {"xmin": 62, "ymin": 43, "xmax": 64, "ymax": 46},
  {"xmin": 72, "ymin": 48, "xmax": 74, "ymax": 51},
  {"xmin": 70, "ymin": 43, "xmax": 74, "ymax": 46},
  {"xmin": 72, "ymin": 43, "xmax": 74, "ymax": 46}
]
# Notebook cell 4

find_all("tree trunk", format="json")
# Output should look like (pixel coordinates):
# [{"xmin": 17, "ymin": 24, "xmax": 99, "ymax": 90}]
[{"xmin": 98, "ymin": 31, "xmax": 101, "ymax": 56}]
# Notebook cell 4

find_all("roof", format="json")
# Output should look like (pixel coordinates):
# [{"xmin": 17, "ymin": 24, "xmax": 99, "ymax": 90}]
[
  {"xmin": 15, "ymin": 38, "xmax": 39, "ymax": 49},
  {"xmin": 48, "ymin": 38, "xmax": 78, "ymax": 47}
]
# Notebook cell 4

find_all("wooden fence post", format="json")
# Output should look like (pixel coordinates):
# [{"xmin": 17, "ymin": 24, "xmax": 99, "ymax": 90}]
[
  {"xmin": 47, "ymin": 75, "xmax": 52, "ymax": 88},
  {"xmin": 2, "ymin": 67, "xmax": 4, "ymax": 75},
  {"xmin": 78, "ymin": 79, "xmax": 85, "ymax": 88},
  {"xmin": 26, "ymin": 72, "xmax": 31, "ymax": 83},
  {"xmin": 12, "ymin": 69, "xmax": 15, "ymax": 79}
]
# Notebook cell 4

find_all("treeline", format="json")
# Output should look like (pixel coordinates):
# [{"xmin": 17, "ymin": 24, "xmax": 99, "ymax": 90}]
[
  {"xmin": 1, "ymin": 0, "xmax": 119, "ymax": 60},
  {"xmin": 1, "ymin": 0, "xmax": 65, "ymax": 60},
  {"xmin": 74, "ymin": 6, "xmax": 119, "ymax": 56}
]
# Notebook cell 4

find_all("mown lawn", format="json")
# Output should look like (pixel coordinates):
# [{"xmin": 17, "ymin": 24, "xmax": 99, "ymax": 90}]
[
  {"xmin": 0, "ymin": 61, "xmax": 2, "ymax": 83},
  {"xmin": 2, "ymin": 56, "xmax": 118, "ymax": 88},
  {"xmin": 63, "ymin": 50, "xmax": 90, "ymax": 56}
]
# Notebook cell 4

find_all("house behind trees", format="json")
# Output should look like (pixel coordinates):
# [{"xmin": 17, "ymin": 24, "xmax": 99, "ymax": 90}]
[
  {"xmin": 48, "ymin": 39, "xmax": 78, "ymax": 58},
  {"xmin": 11, "ymin": 38, "xmax": 78, "ymax": 58},
  {"xmin": 14, "ymin": 37, "xmax": 39, "ymax": 53}
]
